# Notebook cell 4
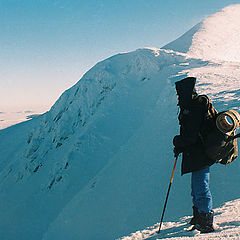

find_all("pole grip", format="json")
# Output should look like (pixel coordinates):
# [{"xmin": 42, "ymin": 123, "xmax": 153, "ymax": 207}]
[{"xmin": 170, "ymin": 157, "xmax": 178, "ymax": 183}]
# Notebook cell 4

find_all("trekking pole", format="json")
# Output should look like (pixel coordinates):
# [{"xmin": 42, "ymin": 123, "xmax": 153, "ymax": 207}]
[{"xmin": 157, "ymin": 155, "xmax": 179, "ymax": 234}]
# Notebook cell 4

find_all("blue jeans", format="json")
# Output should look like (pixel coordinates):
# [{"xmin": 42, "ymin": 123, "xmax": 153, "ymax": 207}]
[{"xmin": 191, "ymin": 167, "xmax": 212, "ymax": 213}]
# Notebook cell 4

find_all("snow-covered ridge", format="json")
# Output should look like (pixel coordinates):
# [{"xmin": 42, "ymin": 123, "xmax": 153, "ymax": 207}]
[
  {"xmin": 164, "ymin": 4, "xmax": 240, "ymax": 62},
  {"xmin": 11, "ymin": 48, "xmax": 193, "ymax": 183}
]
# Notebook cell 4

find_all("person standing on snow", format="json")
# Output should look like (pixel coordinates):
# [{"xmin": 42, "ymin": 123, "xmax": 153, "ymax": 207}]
[{"xmin": 173, "ymin": 77, "xmax": 216, "ymax": 233}]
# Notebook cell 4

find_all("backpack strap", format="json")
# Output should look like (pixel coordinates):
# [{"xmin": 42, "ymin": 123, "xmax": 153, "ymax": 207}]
[
  {"xmin": 233, "ymin": 133, "xmax": 240, "ymax": 139},
  {"xmin": 197, "ymin": 95, "xmax": 217, "ymax": 119},
  {"xmin": 227, "ymin": 133, "xmax": 240, "ymax": 142}
]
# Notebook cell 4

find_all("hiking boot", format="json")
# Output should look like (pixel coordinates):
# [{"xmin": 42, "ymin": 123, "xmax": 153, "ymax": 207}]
[
  {"xmin": 189, "ymin": 206, "xmax": 199, "ymax": 225},
  {"xmin": 195, "ymin": 211, "xmax": 215, "ymax": 233}
]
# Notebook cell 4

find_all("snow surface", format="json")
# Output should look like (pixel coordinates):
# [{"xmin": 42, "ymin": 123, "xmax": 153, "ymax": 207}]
[
  {"xmin": 1, "ymin": 4, "xmax": 240, "ymax": 240},
  {"xmin": 119, "ymin": 199, "xmax": 240, "ymax": 240}
]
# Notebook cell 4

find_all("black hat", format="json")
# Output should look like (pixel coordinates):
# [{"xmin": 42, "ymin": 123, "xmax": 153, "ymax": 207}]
[
  {"xmin": 175, "ymin": 77, "xmax": 196, "ymax": 96},
  {"xmin": 175, "ymin": 77, "xmax": 197, "ymax": 108}
]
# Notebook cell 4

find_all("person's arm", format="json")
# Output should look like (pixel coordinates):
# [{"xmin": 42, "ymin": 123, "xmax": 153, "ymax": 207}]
[{"xmin": 173, "ymin": 104, "xmax": 205, "ymax": 150}]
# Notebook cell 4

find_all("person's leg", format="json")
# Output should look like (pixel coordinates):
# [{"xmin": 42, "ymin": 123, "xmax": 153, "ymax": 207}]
[
  {"xmin": 190, "ymin": 178, "xmax": 199, "ymax": 225},
  {"xmin": 191, "ymin": 167, "xmax": 214, "ymax": 233},
  {"xmin": 191, "ymin": 167, "xmax": 212, "ymax": 213}
]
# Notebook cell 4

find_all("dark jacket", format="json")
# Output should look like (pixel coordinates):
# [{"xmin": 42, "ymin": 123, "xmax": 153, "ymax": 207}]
[{"xmin": 173, "ymin": 77, "xmax": 215, "ymax": 175}]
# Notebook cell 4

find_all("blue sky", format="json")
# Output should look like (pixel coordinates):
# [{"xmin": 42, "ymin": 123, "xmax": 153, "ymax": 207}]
[{"xmin": 1, "ymin": 0, "xmax": 239, "ymax": 112}]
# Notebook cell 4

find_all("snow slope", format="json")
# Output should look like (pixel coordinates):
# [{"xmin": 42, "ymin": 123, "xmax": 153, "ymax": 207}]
[
  {"xmin": 1, "ymin": 4, "xmax": 240, "ymax": 240},
  {"xmin": 119, "ymin": 199, "xmax": 240, "ymax": 240}
]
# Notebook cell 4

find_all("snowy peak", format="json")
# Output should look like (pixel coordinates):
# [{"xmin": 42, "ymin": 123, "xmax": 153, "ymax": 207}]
[
  {"xmin": 162, "ymin": 23, "xmax": 202, "ymax": 54},
  {"xmin": 163, "ymin": 4, "xmax": 240, "ymax": 62}
]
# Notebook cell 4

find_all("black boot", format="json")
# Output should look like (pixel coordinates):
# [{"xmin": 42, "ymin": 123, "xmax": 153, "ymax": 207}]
[
  {"xmin": 189, "ymin": 206, "xmax": 199, "ymax": 225},
  {"xmin": 195, "ymin": 211, "xmax": 215, "ymax": 233}
]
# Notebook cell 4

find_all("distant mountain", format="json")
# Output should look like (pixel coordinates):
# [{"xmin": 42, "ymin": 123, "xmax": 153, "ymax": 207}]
[
  {"xmin": 0, "ymin": 4, "xmax": 240, "ymax": 240},
  {"xmin": 163, "ymin": 4, "xmax": 240, "ymax": 62},
  {"xmin": 162, "ymin": 23, "xmax": 202, "ymax": 53}
]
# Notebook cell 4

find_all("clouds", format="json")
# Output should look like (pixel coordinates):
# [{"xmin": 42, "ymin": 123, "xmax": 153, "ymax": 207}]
[{"xmin": 0, "ymin": 110, "xmax": 43, "ymax": 130}]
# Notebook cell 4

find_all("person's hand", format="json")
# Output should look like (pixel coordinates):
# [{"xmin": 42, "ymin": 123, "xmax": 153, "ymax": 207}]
[
  {"xmin": 173, "ymin": 135, "xmax": 182, "ymax": 147},
  {"xmin": 173, "ymin": 147, "xmax": 181, "ymax": 158}
]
